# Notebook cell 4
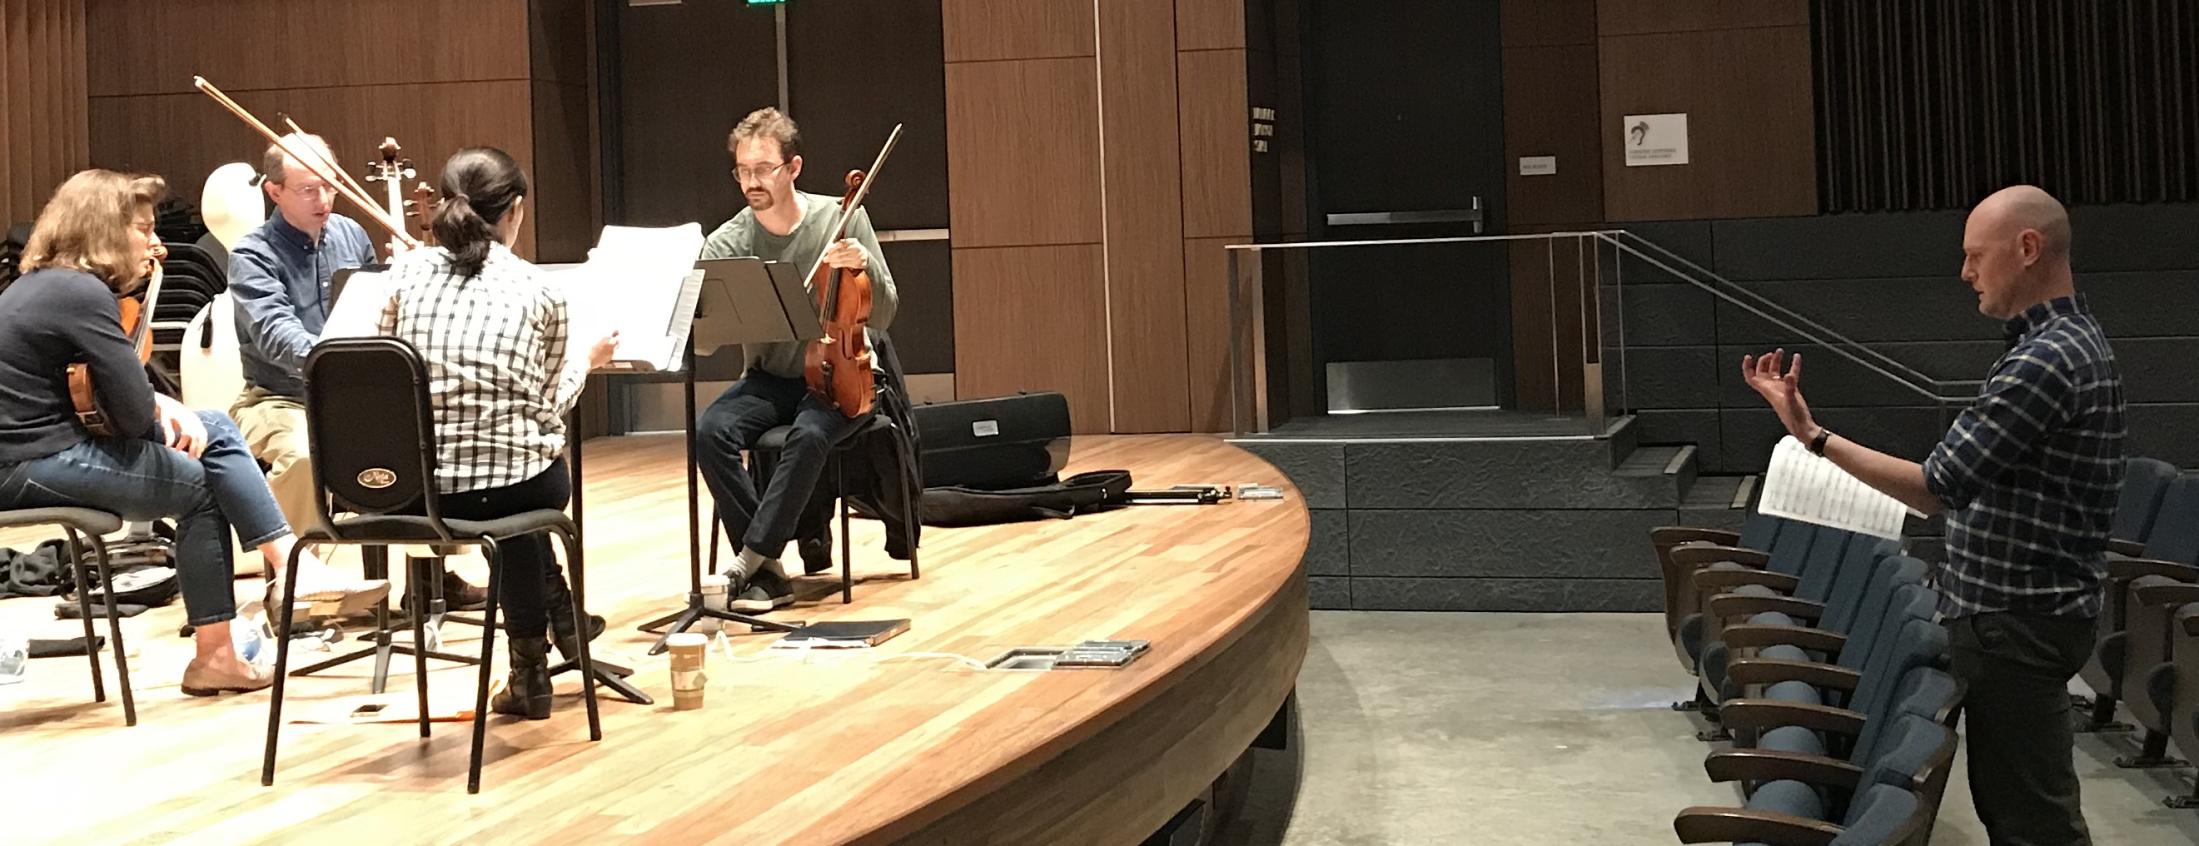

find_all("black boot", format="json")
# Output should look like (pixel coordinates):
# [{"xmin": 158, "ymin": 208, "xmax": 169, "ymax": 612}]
[
  {"xmin": 543, "ymin": 568, "xmax": 605, "ymax": 661},
  {"xmin": 490, "ymin": 636, "xmax": 552, "ymax": 719}
]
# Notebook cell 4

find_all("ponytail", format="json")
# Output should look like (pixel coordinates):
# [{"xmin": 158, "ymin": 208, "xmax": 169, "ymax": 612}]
[{"xmin": 429, "ymin": 147, "xmax": 529, "ymax": 279}]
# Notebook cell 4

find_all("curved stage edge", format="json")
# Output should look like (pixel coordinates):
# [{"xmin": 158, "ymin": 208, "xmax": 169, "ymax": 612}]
[{"xmin": 0, "ymin": 434, "xmax": 1309, "ymax": 846}]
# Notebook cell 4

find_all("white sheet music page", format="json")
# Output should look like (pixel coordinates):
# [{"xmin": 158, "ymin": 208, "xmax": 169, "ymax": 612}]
[
  {"xmin": 1756, "ymin": 436, "xmax": 1917, "ymax": 540},
  {"xmin": 555, "ymin": 223, "xmax": 707, "ymax": 371},
  {"xmin": 318, "ymin": 270, "xmax": 394, "ymax": 342}
]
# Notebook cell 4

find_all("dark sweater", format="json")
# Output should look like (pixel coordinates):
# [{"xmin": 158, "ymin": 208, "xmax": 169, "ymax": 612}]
[{"xmin": 0, "ymin": 268, "xmax": 155, "ymax": 463}]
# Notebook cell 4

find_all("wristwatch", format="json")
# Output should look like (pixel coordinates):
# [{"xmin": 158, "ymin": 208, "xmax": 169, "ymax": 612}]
[{"xmin": 1808, "ymin": 428, "xmax": 1833, "ymax": 456}]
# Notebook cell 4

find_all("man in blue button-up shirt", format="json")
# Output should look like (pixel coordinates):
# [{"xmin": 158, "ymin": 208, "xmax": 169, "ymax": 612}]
[{"xmin": 226, "ymin": 134, "xmax": 376, "ymax": 538}]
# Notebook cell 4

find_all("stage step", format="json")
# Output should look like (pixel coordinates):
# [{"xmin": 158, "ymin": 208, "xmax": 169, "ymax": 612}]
[{"xmin": 1678, "ymin": 473, "xmax": 1758, "ymax": 533}]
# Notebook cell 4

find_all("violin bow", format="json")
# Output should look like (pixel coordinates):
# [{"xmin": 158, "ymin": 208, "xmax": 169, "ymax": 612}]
[{"xmin": 191, "ymin": 76, "xmax": 420, "ymax": 249}]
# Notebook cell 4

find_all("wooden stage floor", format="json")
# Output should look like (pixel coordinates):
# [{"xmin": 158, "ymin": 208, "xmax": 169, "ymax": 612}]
[{"xmin": 0, "ymin": 434, "xmax": 1309, "ymax": 845}]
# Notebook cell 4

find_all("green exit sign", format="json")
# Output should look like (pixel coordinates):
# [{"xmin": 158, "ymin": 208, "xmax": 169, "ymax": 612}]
[{"xmin": 746, "ymin": 0, "xmax": 787, "ymax": 5}]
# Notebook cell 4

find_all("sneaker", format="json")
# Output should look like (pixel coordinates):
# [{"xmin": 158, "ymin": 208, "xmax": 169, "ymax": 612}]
[{"xmin": 728, "ymin": 567, "xmax": 795, "ymax": 612}]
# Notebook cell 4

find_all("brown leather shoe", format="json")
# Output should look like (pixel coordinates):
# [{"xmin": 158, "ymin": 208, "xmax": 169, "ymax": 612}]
[{"xmin": 181, "ymin": 658, "xmax": 273, "ymax": 696}]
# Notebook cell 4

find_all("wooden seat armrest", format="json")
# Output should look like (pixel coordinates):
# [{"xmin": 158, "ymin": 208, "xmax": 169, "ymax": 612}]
[
  {"xmin": 1654, "ymin": 527, "xmax": 1742, "ymax": 550},
  {"xmin": 2108, "ymin": 558, "xmax": 2199, "ymax": 584},
  {"xmin": 1725, "ymin": 658, "xmax": 1862, "ymax": 692},
  {"xmin": 1720, "ymin": 624, "xmax": 1846, "ymax": 654},
  {"xmin": 2106, "ymin": 538, "xmax": 2147, "ymax": 558},
  {"xmin": 2131, "ymin": 582, "xmax": 2199, "ymax": 609},
  {"xmin": 1670, "ymin": 544, "xmax": 1770, "ymax": 569},
  {"xmin": 1716, "ymin": 699, "xmax": 1866, "ymax": 737},
  {"xmin": 1706, "ymin": 593, "xmax": 1824, "ymax": 624},
  {"xmin": 1703, "ymin": 748, "xmax": 1863, "ymax": 791},
  {"xmin": 1692, "ymin": 569, "xmax": 1800, "ymax": 594},
  {"xmin": 1673, "ymin": 807, "xmax": 1842, "ymax": 846}
]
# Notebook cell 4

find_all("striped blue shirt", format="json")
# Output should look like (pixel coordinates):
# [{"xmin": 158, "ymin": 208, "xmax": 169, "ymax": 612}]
[{"xmin": 1924, "ymin": 295, "xmax": 2125, "ymax": 618}]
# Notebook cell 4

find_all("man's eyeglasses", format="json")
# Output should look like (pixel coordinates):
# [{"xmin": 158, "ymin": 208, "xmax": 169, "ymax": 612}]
[{"xmin": 731, "ymin": 161, "xmax": 788, "ymax": 183}]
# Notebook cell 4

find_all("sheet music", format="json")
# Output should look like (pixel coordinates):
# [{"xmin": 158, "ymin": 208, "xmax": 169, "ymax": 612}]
[
  {"xmin": 1756, "ymin": 435, "xmax": 1920, "ymax": 540},
  {"xmin": 555, "ymin": 223, "xmax": 708, "ymax": 372},
  {"xmin": 319, "ymin": 270, "xmax": 393, "ymax": 341}
]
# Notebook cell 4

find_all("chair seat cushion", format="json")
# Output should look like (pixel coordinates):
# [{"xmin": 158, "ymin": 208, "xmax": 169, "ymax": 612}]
[
  {"xmin": 322, "ymin": 509, "xmax": 572, "ymax": 544},
  {"xmin": 1757, "ymin": 723, "xmax": 1829, "ymax": 757},
  {"xmin": 0, "ymin": 507, "xmax": 123, "ymax": 535},
  {"xmin": 1745, "ymin": 778, "xmax": 1827, "ymax": 824}
]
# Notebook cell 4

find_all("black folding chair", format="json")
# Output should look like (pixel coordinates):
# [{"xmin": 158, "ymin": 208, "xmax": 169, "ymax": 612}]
[{"xmin": 260, "ymin": 337, "xmax": 601, "ymax": 794}]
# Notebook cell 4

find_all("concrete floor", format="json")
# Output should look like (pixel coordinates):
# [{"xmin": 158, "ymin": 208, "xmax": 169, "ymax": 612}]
[{"xmin": 1221, "ymin": 611, "xmax": 2199, "ymax": 845}]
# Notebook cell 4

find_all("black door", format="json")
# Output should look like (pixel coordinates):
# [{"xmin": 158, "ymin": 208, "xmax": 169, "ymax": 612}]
[{"xmin": 1301, "ymin": 0, "xmax": 1512, "ymax": 411}]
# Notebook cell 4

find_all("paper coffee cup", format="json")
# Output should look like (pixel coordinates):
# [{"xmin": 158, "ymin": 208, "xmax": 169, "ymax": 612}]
[{"xmin": 666, "ymin": 632, "xmax": 708, "ymax": 711}]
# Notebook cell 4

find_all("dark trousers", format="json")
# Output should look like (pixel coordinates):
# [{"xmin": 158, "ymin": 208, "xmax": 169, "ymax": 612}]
[
  {"xmin": 696, "ymin": 372, "xmax": 856, "ymax": 561},
  {"xmin": 1945, "ymin": 612, "xmax": 2097, "ymax": 846},
  {"xmin": 0, "ymin": 412, "xmax": 286, "ymax": 627},
  {"xmin": 429, "ymin": 461, "xmax": 570, "ymax": 639}
]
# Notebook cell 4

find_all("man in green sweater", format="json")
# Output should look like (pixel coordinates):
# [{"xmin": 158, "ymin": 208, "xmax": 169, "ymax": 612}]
[{"xmin": 696, "ymin": 108, "xmax": 898, "ymax": 610}]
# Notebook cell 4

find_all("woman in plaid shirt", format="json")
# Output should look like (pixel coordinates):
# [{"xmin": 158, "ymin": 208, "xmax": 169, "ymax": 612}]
[{"xmin": 375, "ymin": 147, "xmax": 616, "ymax": 719}]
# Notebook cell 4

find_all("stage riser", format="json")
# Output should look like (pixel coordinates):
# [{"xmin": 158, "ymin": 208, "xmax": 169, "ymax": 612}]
[{"xmin": 1244, "ymin": 434, "xmax": 1739, "ymax": 612}]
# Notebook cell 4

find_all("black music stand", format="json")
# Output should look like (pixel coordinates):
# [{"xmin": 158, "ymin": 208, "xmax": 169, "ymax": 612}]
[{"xmin": 575, "ymin": 258, "xmax": 821, "ymax": 656}]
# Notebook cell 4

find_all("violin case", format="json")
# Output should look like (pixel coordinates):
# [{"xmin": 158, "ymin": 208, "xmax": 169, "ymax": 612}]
[{"xmin": 910, "ymin": 391, "xmax": 1071, "ymax": 490}]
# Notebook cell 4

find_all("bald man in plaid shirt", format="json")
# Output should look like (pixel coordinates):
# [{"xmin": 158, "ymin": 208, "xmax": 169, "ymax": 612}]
[{"xmin": 1743, "ymin": 185, "xmax": 2123, "ymax": 846}]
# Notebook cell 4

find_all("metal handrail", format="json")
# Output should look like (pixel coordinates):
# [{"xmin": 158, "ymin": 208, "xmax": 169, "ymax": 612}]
[
  {"xmin": 1222, "ymin": 230, "xmax": 1972, "ymax": 436},
  {"xmin": 1597, "ymin": 231, "xmax": 1981, "ymax": 397}
]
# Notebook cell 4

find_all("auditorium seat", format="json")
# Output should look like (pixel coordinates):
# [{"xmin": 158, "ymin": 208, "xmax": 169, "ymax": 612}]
[
  {"xmin": 2168, "ymin": 604, "xmax": 2199, "ymax": 808},
  {"xmin": 1677, "ymin": 702, "xmax": 1956, "ymax": 846},
  {"xmin": 1720, "ymin": 587, "xmax": 1945, "ymax": 757},
  {"xmin": 1653, "ymin": 512, "xmax": 1781, "ymax": 636},
  {"xmin": 2108, "ymin": 458, "xmax": 2179, "ymax": 558},
  {"xmin": 2114, "ymin": 575, "xmax": 2199, "ymax": 768},
  {"xmin": 2082, "ymin": 474, "xmax": 2199, "ymax": 730},
  {"xmin": 1698, "ymin": 545, "xmax": 1914, "ymax": 710},
  {"xmin": 1694, "ymin": 534, "xmax": 1883, "ymax": 706},
  {"xmin": 1669, "ymin": 521, "xmax": 1823, "ymax": 673}
]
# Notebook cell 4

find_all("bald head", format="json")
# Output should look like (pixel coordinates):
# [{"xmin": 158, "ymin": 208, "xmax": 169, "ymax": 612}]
[
  {"xmin": 1960, "ymin": 185, "xmax": 2076, "ymax": 320},
  {"xmin": 260, "ymin": 132, "xmax": 339, "ymax": 236}
]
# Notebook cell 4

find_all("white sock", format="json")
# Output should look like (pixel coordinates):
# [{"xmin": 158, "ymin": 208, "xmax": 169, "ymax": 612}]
[{"xmin": 731, "ymin": 548, "xmax": 767, "ymax": 580}]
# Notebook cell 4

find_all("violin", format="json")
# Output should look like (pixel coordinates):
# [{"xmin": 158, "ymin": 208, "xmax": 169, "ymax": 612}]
[
  {"xmin": 68, "ymin": 243, "xmax": 165, "ymax": 437},
  {"xmin": 802, "ymin": 125, "xmax": 903, "ymax": 418},
  {"xmin": 406, "ymin": 180, "xmax": 440, "ymax": 247}
]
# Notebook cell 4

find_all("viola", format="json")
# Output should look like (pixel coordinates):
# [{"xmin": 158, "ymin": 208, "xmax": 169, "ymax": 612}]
[
  {"xmin": 68, "ymin": 243, "xmax": 164, "ymax": 436},
  {"xmin": 802, "ymin": 124, "xmax": 903, "ymax": 418}
]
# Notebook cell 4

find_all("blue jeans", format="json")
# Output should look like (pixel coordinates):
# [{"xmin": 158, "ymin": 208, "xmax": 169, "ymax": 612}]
[{"xmin": 0, "ymin": 411, "xmax": 289, "ymax": 626}]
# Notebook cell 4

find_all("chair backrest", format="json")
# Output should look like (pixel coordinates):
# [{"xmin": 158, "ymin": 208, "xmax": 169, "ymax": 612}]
[
  {"xmin": 2140, "ymin": 475, "xmax": 2199, "ymax": 564},
  {"xmin": 1767, "ymin": 520, "xmax": 1822, "ymax": 575},
  {"xmin": 1738, "ymin": 511, "xmax": 1780, "ymax": 552},
  {"xmin": 2114, "ymin": 458, "xmax": 2178, "ymax": 544},
  {"xmin": 301, "ymin": 337, "xmax": 441, "ymax": 532},
  {"xmin": 1793, "ymin": 528, "xmax": 1862, "ymax": 603},
  {"xmin": 1856, "ymin": 713, "xmax": 1956, "ymax": 799},
  {"xmin": 1851, "ymin": 613, "xmax": 1950, "ymax": 761},
  {"xmin": 1836, "ymin": 557, "xmax": 1930, "ymax": 665},
  {"xmin": 1821, "ymin": 539, "xmax": 1902, "ymax": 632}
]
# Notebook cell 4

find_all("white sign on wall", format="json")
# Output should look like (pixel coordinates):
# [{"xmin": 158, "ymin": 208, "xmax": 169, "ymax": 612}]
[
  {"xmin": 1518, "ymin": 156, "xmax": 1558, "ymax": 176},
  {"xmin": 1622, "ymin": 113, "xmax": 1689, "ymax": 167}
]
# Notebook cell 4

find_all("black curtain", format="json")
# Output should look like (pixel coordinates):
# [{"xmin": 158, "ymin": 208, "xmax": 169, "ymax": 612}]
[{"xmin": 1815, "ymin": 0, "xmax": 2199, "ymax": 212}]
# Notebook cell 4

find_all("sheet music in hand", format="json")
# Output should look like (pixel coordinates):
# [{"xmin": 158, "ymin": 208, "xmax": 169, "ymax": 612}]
[
  {"xmin": 1756, "ymin": 435, "xmax": 1922, "ymax": 541},
  {"xmin": 555, "ymin": 223, "xmax": 710, "ymax": 372}
]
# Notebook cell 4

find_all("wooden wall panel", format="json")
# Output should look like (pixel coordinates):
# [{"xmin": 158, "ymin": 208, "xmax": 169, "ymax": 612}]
[
  {"xmin": 529, "ymin": 80, "xmax": 592, "ymax": 262},
  {"xmin": 0, "ymin": 0, "xmax": 89, "ymax": 224},
  {"xmin": 1599, "ymin": 25, "xmax": 1815, "ymax": 221},
  {"xmin": 88, "ymin": 83, "xmax": 541, "ymax": 256},
  {"xmin": 944, "ymin": 57, "xmax": 1103, "ymax": 248},
  {"xmin": 951, "ymin": 245, "xmax": 1112, "ymax": 434},
  {"xmin": 1503, "ymin": 44, "xmax": 1603, "ymax": 226},
  {"xmin": 942, "ymin": 0, "xmax": 1095, "ymax": 63},
  {"xmin": 1503, "ymin": 0, "xmax": 1596, "ymax": 47},
  {"xmin": 1594, "ymin": 0, "xmax": 1806, "ymax": 37},
  {"xmin": 1183, "ymin": 236, "xmax": 1238, "ymax": 432},
  {"xmin": 1178, "ymin": 49, "xmax": 1251, "ymax": 240},
  {"xmin": 1177, "ymin": 0, "xmax": 1247, "ymax": 51},
  {"xmin": 1099, "ymin": 0, "xmax": 1190, "ymax": 433},
  {"xmin": 84, "ymin": 0, "xmax": 530, "ymax": 97}
]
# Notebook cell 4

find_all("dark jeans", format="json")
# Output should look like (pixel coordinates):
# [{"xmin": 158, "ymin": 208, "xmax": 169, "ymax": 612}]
[
  {"xmin": 696, "ymin": 372, "xmax": 857, "ymax": 560},
  {"xmin": 0, "ymin": 412, "xmax": 287, "ymax": 626},
  {"xmin": 1945, "ymin": 612, "xmax": 2097, "ymax": 846},
  {"xmin": 428, "ymin": 460, "xmax": 570, "ymax": 639}
]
